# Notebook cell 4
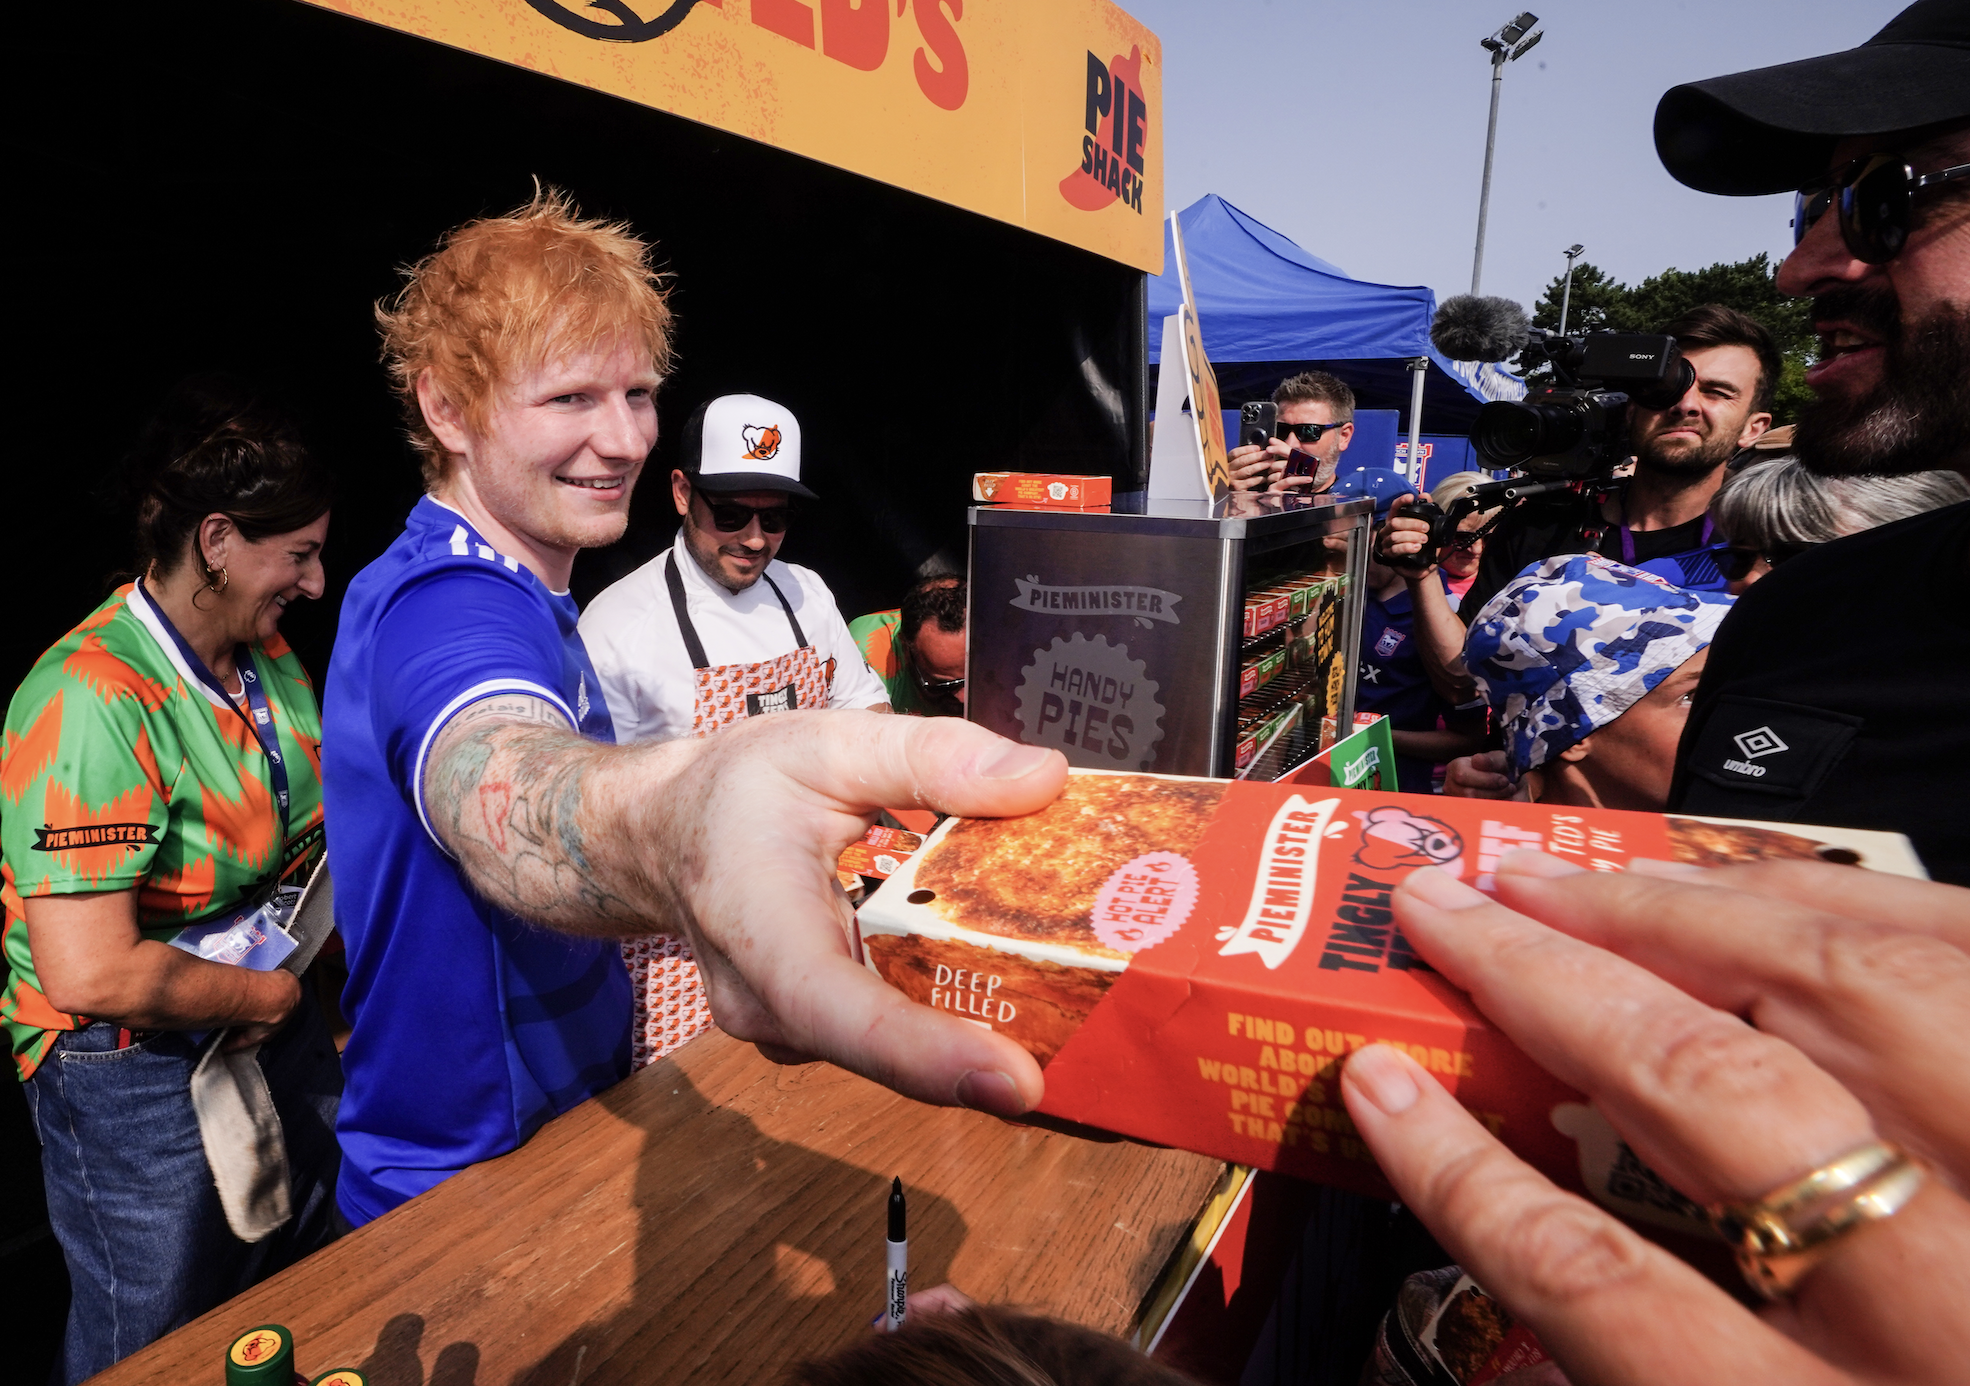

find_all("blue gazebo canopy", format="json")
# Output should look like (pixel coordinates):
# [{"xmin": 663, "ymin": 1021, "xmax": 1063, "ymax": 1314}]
[{"xmin": 1147, "ymin": 195, "xmax": 1522, "ymax": 430}]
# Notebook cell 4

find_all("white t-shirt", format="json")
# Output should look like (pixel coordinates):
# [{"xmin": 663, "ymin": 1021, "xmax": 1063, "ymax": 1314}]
[{"xmin": 580, "ymin": 532, "xmax": 888, "ymax": 743}]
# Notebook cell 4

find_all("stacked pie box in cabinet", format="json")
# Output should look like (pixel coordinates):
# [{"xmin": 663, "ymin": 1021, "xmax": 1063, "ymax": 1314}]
[{"xmin": 965, "ymin": 493, "xmax": 1372, "ymax": 780}]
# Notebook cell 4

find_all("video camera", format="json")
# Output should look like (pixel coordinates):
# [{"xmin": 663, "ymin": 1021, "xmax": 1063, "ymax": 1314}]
[
  {"xmin": 1472, "ymin": 329, "xmax": 1694, "ymax": 476},
  {"xmin": 1398, "ymin": 328, "xmax": 1695, "ymax": 568}
]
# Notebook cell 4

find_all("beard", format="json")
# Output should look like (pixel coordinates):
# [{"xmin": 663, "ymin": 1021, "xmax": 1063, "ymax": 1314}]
[
  {"xmin": 682, "ymin": 512, "xmax": 768, "ymax": 593},
  {"xmin": 1794, "ymin": 285, "xmax": 1970, "ymax": 477},
  {"xmin": 1634, "ymin": 421, "xmax": 1740, "ymax": 479}
]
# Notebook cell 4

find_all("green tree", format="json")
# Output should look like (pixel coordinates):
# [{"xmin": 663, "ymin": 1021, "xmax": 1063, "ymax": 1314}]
[
  {"xmin": 1526, "ymin": 253, "xmax": 1815, "ymax": 423},
  {"xmin": 1530, "ymin": 260, "xmax": 1625, "ymax": 334}
]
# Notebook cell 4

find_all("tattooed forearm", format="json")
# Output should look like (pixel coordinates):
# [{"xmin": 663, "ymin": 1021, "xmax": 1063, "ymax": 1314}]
[{"xmin": 423, "ymin": 695, "xmax": 688, "ymax": 935}]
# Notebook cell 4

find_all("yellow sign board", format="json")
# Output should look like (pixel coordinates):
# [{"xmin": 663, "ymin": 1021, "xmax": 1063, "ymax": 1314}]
[{"xmin": 305, "ymin": 0, "xmax": 1163, "ymax": 272}]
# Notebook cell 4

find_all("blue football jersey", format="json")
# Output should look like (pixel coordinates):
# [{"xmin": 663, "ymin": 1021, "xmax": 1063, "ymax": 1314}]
[
  {"xmin": 1356, "ymin": 578, "xmax": 1453, "ymax": 796},
  {"xmin": 322, "ymin": 498, "xmax": 630, "ymax": 1225}
]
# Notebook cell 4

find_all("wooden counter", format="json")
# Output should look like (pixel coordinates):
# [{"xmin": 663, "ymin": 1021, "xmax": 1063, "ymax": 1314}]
[{"xmin": 95, "ymin": 1030, "xmax": 1225, "ymax": 1386}]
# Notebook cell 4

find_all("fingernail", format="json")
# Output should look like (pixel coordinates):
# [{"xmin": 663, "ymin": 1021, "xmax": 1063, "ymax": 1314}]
[
  {"xmin": 1496, "ymin": 849, "xmax": 1587, "ymax": 879},
  {"xmin": 1399, "ymin": 865, "xmax": 1490, "ymax": 910},
  {"xmin": 978, "ymin": 744, "xmax": 1055, "ymax": 780},
  {"xmin": 956, "ymin": 1069, "xmax": 1027, "ymax": 1116},
  {"xmin": 1627, "ymin": 856, "xmax": 1710, "ymax": 880},
  {"xmin": 1346, "ymin": 1044, "xmax": 1420, "ymax": 1115}
]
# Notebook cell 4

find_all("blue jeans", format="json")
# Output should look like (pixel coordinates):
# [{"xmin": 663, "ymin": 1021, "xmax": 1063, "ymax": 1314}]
[{"xmin": 24, "ymin": 999, "xmax": 344, "ymax": 1385}]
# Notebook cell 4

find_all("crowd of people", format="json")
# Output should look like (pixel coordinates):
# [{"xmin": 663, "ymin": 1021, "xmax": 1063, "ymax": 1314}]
[{"xmin": 1, "ymin": 4, "xmax": 1965, "ymax": 1385}]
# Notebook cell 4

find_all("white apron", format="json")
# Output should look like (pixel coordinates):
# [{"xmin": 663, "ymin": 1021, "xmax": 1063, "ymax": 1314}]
[{"xmin": 621, "ymin": 552, "xmax": 835, "ymax": 1069}]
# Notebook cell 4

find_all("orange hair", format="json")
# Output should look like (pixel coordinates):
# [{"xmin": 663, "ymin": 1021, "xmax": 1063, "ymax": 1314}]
[{"xmin": 375, "ymin": 185, "xmax": 675, "ymax": 486}]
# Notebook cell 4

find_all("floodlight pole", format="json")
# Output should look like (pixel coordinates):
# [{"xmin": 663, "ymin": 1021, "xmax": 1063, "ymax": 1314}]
[
  {"xmin": 1470, "ymin": 44, "xmax": 1508, "ymax": 295},
  {"xmin": 1558, "ymin": 243, "xmax": 1584, "ymax": 334},
  {"xmin": 1470, "ymin": 14, "xmax": 1540, "ymax": 296}
]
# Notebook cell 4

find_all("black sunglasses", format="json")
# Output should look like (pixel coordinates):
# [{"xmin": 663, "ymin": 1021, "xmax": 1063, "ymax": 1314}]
[
  {"xmin": 1793, "ymin": 154, "xmax": 1970, "ymax": 265},
  {"xmin": 1720, "ymin": 543, "xmax": 1811, "ymax": 582},
  {"xmin": 693, "ymin": 487, "xmax": 793, "ymax": 534},
  {"xmin": 1277, "ymin": 420, "xmax": 1348, "ymax": 444},
  {"xmin": 914, "ymin": 670, "xmax": 965, "ymax": 698}
]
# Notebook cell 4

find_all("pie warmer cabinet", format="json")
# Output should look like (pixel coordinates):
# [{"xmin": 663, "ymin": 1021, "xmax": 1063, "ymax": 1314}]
[{"xmin": 965, "ymin": 493, "xmax": 1373, "ymax": 781}]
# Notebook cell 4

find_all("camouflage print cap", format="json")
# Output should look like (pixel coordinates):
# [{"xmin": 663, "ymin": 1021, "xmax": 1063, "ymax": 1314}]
[{"xmin": 1464, "ymin": 552, "xmax": 1736, "ymax": 776}]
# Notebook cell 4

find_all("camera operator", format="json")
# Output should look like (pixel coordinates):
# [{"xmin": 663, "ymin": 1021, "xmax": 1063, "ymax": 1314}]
[
  {"xmin": 1225, "ymin": 370, "xmax": 1354, "ymax": 493},
  {"xmin": 1652, "ymin": 0, "xmax": 1970, "ymax": 883},
  {"xmin": 1383, "ymin": 305, "xmax": 1777, "ymax": 615},
  {"xmin": 1343, "ymin": 471, "xmax": 1490, "ymax": 794}
]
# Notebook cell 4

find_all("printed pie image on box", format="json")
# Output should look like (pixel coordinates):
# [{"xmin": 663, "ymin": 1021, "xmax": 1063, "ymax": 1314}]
[
  {"xmin": 857, "ymin": 771, "xmax": 1925, "ymax": 1222},
  {"xmin": 864, "ymin": 774, "xmax": 1225, "ymax": 1063}
]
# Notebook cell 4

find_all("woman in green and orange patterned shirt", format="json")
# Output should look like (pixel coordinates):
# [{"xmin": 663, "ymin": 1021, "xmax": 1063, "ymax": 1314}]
[{"xmin": 0, "ymin": 391, "xmax": 340, "ymax": 1383}]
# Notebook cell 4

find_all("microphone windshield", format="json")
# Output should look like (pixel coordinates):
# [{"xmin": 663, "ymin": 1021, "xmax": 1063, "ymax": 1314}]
[{"xmin": 1431, "ymin": 295, "xmax": 1531, "ymax": 362}]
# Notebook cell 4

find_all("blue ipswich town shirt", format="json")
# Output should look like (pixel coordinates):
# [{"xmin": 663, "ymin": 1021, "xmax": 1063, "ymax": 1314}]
[
  {"xmin": 323, "ymin": 497, "xmax": 630, "ymax": 1225},
  {"xmin": 1356, "ymin": 576, "xmax": 1454, "ymax": 797}
]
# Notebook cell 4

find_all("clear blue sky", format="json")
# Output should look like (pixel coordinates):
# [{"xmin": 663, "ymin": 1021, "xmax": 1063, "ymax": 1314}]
[{"xmin": 1114, "ymin": 0, "xmax": 1905, "ymax": 314}]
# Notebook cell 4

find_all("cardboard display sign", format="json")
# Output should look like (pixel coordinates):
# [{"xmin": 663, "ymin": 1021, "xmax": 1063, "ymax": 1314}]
[
  {"xmin": 1298, "ymin": 715, "xmax": 1397, "ymax": 791},
  {"xmin": 1170, "ymin": 215, "xmax": 1231, "ymax": 498},
  {"xmin": 1148, "ymin": 212, "xmax": 1230, "ymax": 502},
  {"xmin": 856, "ymin": 771, "xmax": 1926, "ymax": 1229},
  {"xmin": 1147, "ymin": 314, "xmax": 1208, "ymax": 502}
]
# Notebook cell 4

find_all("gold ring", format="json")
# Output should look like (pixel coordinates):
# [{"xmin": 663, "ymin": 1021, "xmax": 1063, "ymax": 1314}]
[{"xmin": 1708, "ymin": 1141, "xmax": 1928, "ymax": 1300}]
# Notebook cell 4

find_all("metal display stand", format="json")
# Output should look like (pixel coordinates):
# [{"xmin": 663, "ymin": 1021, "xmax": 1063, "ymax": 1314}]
[{"xmin": 966, "ymin": 493, "xmax": 1373, "ymax": 780}]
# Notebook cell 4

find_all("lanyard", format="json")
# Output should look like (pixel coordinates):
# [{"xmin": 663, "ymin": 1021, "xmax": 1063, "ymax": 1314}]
[
  {"xmin": 137, "ymin": 578, "xmax": 292, "ymax": 848},
  {"xmin": 1617, "ymin": 497, "xmax": 1714, "ymax": 565}
]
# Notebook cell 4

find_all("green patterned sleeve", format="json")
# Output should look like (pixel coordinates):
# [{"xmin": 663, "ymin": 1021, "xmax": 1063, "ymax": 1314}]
[{"xmin": 2, "ymin": 672, "xmax": 173, "ymax": 898}]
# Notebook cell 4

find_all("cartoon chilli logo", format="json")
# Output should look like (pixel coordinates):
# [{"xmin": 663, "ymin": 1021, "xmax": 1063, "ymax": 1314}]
[
  {"xmin": 742, "ymin": 425, "xmax": 783, "ymax": 461},
  {"xmin": 1353, "ymin": 807, "xmax": 1465, "ymax": 874},
  {"xmin": 1060, "ymin": 46, "xmax": 1147, "ymax": 214}
]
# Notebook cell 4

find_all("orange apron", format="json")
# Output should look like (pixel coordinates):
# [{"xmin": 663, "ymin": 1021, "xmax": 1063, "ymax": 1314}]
[{"xmin": 621, "ymin": 552, "xmax": 834, "ymax": 1069}]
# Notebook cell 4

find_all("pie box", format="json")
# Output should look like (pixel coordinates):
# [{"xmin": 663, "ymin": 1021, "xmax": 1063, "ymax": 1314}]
[
  {"xmin": 1242, "ymin": 588, "xmax": 1294, "ymax": 639},
  {"xmin": 972, "ymin": 472, "xmax": 1113, "ymax": 509},
  {"xmin": 836, "ymin": 824, "xmax": 924, "ymax": 880},
  {"xmin": 1240, "ymin": 597, "xmax": 1269, "ymax": 639},
  {"xmin": 1236, "ymin": 703, "xmax": 1304, "ymax": 777},
  {"xmin": 854, "ymin": 771, "xmax": 1926, "ymax": 1232},
  {"xmin": 1237, "ymin": 644, "xmax": 1289, "ymax": 699},
  {"xmin": 1261, "ymin": 589, "xmax": 1293, "ymax": 630},
  {"xmin": 1284, "ymin": 575, "xmax": 1324, "ymax": 621}
]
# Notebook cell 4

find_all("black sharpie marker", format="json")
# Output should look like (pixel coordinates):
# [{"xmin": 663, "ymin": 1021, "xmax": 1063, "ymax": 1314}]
[{"xmin": 885, "ymin": 1176, "xmax": 909, "ymax": 1333}]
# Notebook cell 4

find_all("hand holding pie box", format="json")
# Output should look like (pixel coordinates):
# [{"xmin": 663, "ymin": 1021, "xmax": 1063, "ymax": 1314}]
[{"xmin": 853, "ymin": 771, "xmax": 1925, "ymax": 1238}]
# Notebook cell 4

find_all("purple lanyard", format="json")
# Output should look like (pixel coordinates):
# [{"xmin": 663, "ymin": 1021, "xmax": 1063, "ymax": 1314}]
[
  {"xmin": 1619, "ymin": 510, "xmax": 1714, "ymax": 564},
  {"xmin": 137, "ymin": 577, "xmax": 292, "ymax": 845}
]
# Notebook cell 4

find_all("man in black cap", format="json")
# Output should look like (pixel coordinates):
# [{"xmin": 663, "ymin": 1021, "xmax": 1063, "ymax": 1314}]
[{"xmin": 1654, "ymin": 0, "xmax": 1970, "ymax": 881}]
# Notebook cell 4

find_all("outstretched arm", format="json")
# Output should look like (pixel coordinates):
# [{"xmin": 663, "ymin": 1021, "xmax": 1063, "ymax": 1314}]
[
  {"xmin": 422, "ymin": 693, "xmax": 677, "ymax": 930},
  {"xmin": 1376, "ymin": 497, "xmax": 1476, "ymax": 706},
  {"xmin": 1403, "ymin": 568, "xmax": 1477, "ymax": 707},
  {"xmin": 422, "ymin": 700, "xmax": 1069, "ymax": 1115}
]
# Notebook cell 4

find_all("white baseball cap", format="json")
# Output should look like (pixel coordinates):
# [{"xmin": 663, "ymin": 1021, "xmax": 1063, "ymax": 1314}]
[{"xmin": 678, "ymin": 393, "xmax": 815, "ymax": 498}]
